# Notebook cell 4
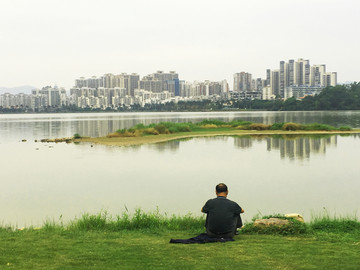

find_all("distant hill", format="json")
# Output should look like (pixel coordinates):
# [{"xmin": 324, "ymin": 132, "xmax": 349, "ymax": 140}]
[{"xmin": 0, "ymin": 85, "xmax": 36, "ymax": 95}]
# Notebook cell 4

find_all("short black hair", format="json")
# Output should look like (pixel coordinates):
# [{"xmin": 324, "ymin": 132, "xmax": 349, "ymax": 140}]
[{"xmin": 216, "ymin": 183, "xmax": 228, "ymax": 193}]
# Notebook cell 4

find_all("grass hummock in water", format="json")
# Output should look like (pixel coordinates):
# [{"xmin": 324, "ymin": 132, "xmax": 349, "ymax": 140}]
[
  {"xmin": 104, "ymin": 120, "xmax": 353, "ymax": 138},
  {"xmin": 70, "ymin": 120, "xmax": 358, "ymax": 147}
]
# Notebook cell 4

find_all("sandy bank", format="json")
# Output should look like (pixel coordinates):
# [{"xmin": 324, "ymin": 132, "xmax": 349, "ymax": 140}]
[{"xmin": 74, "ymin": 129, "xmax": 360, "ymax": 147}]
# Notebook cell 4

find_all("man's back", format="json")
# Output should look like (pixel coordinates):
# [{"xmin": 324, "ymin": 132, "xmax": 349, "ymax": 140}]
[{"xmin": 202, "ymin": 196, "xmax": 242, "ymax": 234}]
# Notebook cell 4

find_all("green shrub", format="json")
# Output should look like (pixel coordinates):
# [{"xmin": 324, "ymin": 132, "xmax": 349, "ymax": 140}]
[
  {"xmin": 116, "ymin": 129, "xmax": 126, "ymax": 134},
  {"xmin": 73, "ymin": 133, "xmax": 81, "ymax": 139},
  {"xmin": 270, "ymin": 123, "xmax": 285, "ymax": 130},
  {"xmin": 339, "ymin": 126, "xmax": 352, "ymax": 131},
  {"xmin": 197, "ymin": 120, "xmax": 226, "ymax": 126},
  {"xmin": 154, "ymin": 124, "xmax": 170, "ymax": 134},
  {"xmin": 133, "ymin": 123, "xmax": 145, "ymax": 130},
  {"xmin": 282, "ymin": 122, "xmax": 303, "ymax": 131},
  {"xmin": 248, "ymin": 123, "xmax": 271, "ymax": 130},
  {"xmin": 229, "ymin": 121, "xmax": 252, "ymax": 127},
  {"xmin": 303, "ymin": 123, "xmax": 336, "ymax": 131}
]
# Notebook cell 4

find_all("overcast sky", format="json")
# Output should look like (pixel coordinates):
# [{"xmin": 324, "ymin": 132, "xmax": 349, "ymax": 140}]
[{"xmin": 0, "ymin": 0, "xmax": 359, "ymax": 89}]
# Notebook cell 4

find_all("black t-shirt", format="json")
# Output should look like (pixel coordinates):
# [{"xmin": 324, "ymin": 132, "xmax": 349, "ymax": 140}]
[{"xmin": 202, "ymin": 196, "xmax": 242, "ymax": 234}]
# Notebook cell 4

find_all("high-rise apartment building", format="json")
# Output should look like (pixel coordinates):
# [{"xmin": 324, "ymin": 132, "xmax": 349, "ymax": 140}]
[
  {"xmin": 266, "ymin": 69, "xmax": 271, "ymax": 86},
  {"xmin": 112, "ymin": 73, "xmax": 140, "ymax": 96},
  {"xmin": 310, "ymin": 65, "xmax": 326, "ymax": 86},
  {"xmin": 32, "ymin": 86, "xmax": 66, "ymax": 107},
  {"xmin": 270, "ymin": 70, "xmax": 280, "ymax": 97},
  {"xmin": 322, "ymin": 72, "xmax": 337, "ymax": 87},
  {"xmin": 152, "ymin": 71, "xmax": 179, "ymax": 91},
  {"xmin": 233, "ymin": 72, "xmax": 252, "ymax": 91},
  {"xmin": 75, "ymin": 73, "xmax": 140, "ymax": 96},
  {"xmin": 294, "ymin": 58, "xmax": 310, "ymax": 86},
  {"xmin": 139, "ymin": 71, "xmax": 180, "ymax": 96},
  {"xmin": 279, "ymin": 61, "xmax": 286, "ymax": 97},
  {"xmin": 139, "ymin": 76, "xmax": 163, "ymax": 93},
  {"xmin": 287, "ymin": 59, "xmax": 295, "ymax": 86},
  {"xmin": 264, "ymin": 59, "xmax": 337, "ymax": 99}
]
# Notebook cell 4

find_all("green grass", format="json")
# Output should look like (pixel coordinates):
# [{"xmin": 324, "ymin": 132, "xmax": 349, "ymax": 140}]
[
  {"xmin": 1, "ymin": 211, "xmax": 360, "ymax": 269},
  {"xmin": 108, "ymin": 120, "xmax": 353, "ymax": 138}
]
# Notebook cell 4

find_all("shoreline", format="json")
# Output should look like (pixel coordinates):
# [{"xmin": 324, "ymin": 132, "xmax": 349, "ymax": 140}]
[{"xmin": 74, "ymin": 129, "xmax": 360, "ymax": 147}]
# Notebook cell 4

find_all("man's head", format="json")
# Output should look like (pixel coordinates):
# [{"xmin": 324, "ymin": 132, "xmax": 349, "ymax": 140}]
[{"xmin": 216, "ymin": 183, "xmax": 228, "ymax": 197}]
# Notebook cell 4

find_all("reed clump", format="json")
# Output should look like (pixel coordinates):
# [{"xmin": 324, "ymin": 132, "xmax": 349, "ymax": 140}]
[
  {"xmin": 247, "ymin": 123, "xmax": 271, "ymax": 130},
  {"xmin": 200, "ymin": 124, "xmax": 218, "ymax": 129},
  {"xmin": 41, "ymin": 209, "xmax": 206, "ymax": 232},
  {"xmin": 282, "ymin": 122, "xmax": 303, "ymax": 131},
  {"xmin": 309, "ymin": 211, "xmax": 360, "ymax": 233}
]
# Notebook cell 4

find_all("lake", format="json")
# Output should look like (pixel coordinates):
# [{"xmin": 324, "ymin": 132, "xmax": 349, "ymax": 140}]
[{"xmin": 1, "ymin": 111, "xmax": 359, "ymax": 227}]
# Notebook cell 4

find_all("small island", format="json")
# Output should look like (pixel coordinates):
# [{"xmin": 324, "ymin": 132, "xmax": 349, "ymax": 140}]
[{"xmin": 71, "ymin": 120, "xmax": 360, "ymax": 147}]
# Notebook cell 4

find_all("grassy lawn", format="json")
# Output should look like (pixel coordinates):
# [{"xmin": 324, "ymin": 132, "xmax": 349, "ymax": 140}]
[{"xmin": 1, "ymin": 229, "xmax": 360, "ymax": 269}]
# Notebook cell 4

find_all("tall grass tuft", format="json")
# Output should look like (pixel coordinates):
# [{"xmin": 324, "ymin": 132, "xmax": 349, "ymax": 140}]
[
  {"xmin": 309, "ymin": 211, "xmax": 360, "ymax": 233},
  {"xmin": 270, "ymin": 122, "xmax": 285, "ymax": 130},
  {"xmin": 70, "ymin": 211, "xmax": 109, "ymax": 231},
  {"xmin": 65, "ymin": 209, "xmax": 205, "ymax": 232}
]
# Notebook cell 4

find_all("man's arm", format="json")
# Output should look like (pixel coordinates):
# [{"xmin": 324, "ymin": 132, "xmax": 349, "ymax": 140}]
[
  {"xmin": 234, "ymin": 202, "xmax": 244, "ymax": 214},
  {"xmin": 202, "ymin": 201, "xmax": 210, "ymax": 213}
]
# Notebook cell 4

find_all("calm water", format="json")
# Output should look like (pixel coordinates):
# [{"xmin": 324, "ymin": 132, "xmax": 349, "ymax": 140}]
[{"xmin": 1, "ymin": 111, "xmax": 360, "ymax": 227}]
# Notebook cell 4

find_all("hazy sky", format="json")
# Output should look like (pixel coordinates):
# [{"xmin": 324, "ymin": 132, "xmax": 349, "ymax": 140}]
[{"xmin": 0, "ymin": 0, "xmax": 359, "ymax": 89}]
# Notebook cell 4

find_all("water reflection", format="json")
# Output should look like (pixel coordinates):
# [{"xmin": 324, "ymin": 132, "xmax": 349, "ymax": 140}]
[
  {"xmin": 233, "ymin": 134, "xmax": 360, "ymax": 160},
  {"xmin": 143, "ymin": 134, "xmax": 360, "ymax": 161},
  {"xmin": 265, "ymin": 135, "xmax": 337, "ymax": 160},
  {"xmin": 232, "ymin": 135, "xmax": 337, "ymax": 160},
  {"xmin": 1, "ymin": 111, "xmax": 360, "ymax": 142},
  {"xmin": 147, "ymin": 140, "xmax": 181, "ymax": 152}
]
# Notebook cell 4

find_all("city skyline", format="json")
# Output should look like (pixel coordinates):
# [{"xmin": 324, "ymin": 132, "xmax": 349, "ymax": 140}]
[
  {"xmin": 0, "ymin": 57, "xmax": 342, "ymax": 110},
  {"xmin": 0, "ymin": 0, "xmax": 359, "ymax": 89}
]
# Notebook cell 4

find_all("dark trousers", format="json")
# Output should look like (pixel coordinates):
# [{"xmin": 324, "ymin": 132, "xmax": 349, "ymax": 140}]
[{"xmin": 206, "ymin": 214, "xmax": 242, "ymax": 238}]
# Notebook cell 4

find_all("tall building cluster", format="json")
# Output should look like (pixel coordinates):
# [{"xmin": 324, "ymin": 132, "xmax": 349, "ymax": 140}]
[
  {"xmin": 70, "ymin": 71, "xmax": 229, "ymax": 109},
  {"xmin": 233, "ymin": 58, "xmax": 337, "ymax": 100},
  {"xmin": 0, "ymin": 86, "xmax": 67, "ymax": 111},
  {"xmin": 0, "ymin": 58, "xmax": 339, "ymax": 110}
]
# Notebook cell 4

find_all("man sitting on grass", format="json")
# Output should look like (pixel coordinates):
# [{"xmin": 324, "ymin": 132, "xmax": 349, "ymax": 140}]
[{"xmin": 201, "ymin": 183, "xmax": 244, "ymax": 238}]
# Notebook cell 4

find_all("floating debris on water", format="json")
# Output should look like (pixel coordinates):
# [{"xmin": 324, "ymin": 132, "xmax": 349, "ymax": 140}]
[{"xmin": 40, "ymin": 138, "xmax": 72, "ymax": 143}]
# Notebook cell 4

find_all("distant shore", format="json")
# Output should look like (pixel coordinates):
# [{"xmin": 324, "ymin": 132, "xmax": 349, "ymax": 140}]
[{"xmin": 74, "ymin": 129, "xmax": 360, "ymax": 147}]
